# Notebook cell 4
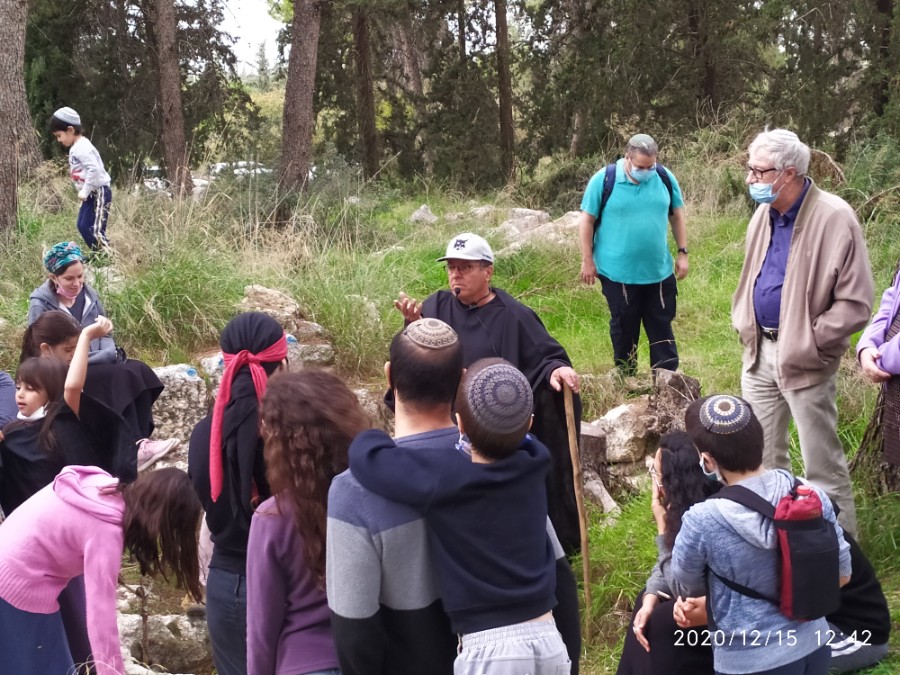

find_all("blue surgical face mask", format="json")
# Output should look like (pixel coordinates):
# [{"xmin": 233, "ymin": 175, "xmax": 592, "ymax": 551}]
[
  {"xmin": 698, "ymin": 454, "xmax": 723, "ymax": 483},
  {"xmin": 748, "ymin": 171, "xmax": 784, "ymax": 204},
  {"xmin": 630, "ymin": 166, "xmax": 655, "ymax": 183}
]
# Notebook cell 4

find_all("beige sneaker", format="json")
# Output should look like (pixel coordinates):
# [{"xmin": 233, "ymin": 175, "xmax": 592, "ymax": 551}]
[{"xmin": 137, "ymin": 438, "xmax": 181, "ymax": 472}]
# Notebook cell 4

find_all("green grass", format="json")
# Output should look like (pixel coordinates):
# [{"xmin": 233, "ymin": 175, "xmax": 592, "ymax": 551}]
[{"xmin": 6, "ymin": 149, "xmax": 900, "ymax": 673}]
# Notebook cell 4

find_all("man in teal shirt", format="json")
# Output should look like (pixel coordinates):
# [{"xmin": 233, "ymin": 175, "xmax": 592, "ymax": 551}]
[{"xmin": 578, "ymin": 133, "xmax": 688, "ymax": 374}]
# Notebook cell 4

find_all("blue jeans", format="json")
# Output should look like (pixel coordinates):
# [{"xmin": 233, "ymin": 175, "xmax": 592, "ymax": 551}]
[{"xmin": 206, "ymin": 566, "xmax": 248, "ymax": 675}]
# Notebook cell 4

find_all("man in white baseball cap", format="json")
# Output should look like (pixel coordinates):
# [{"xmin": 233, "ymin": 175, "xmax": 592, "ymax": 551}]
[{"xmin": 395, "ymin": 232, "xmax": 583, "ymax": 556}]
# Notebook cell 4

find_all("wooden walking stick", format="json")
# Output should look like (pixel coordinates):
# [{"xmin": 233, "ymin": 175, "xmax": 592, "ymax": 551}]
[{"xmin": 563, "ymin": 382, "xmax": 592, "ymax": 641}]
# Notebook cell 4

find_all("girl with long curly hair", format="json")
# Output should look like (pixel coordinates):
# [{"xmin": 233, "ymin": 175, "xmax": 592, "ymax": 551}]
[
  {"xmin": 0, "ymin": 466, "xmax": 201, "ymax": 675},
  {"xmin": 616, "ymin": 430, "xmax": 719, "ymax": 675},
  {"xmin": 246, "ymin": 369, "xmax": 370, "ymax": 675}
]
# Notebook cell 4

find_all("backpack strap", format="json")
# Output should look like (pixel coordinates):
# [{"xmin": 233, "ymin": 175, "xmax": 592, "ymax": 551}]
[
  {"xmin": 592, "ymin": 163, "xmax": 618, "ymax": 234},
  {"xmin": 706, "ymin": 484, "xmax": 781, "ymax": 605},
  {"xmin": 655, "ymin": 164, "xmax": 675, "ymax": 216}
]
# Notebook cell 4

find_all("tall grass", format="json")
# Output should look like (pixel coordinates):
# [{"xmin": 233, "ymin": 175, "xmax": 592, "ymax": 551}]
[{"xmin": 5, "ymin": 125, "xmax": 900, "ymax": 673}]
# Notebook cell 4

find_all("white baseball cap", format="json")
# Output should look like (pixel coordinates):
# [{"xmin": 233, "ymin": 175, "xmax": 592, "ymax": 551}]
[{"xmin": 437, "ymin": 233, "xmax": 494, "ymax": 263}]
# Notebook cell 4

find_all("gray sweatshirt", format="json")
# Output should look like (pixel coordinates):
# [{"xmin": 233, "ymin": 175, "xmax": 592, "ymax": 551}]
[
  {"xmin": 69, "ymin": 136, "xmax": 111, "ymax": 199},
  {"xmin": 672, "ymin": 469, "xmax": 851, "ymax": 674}
]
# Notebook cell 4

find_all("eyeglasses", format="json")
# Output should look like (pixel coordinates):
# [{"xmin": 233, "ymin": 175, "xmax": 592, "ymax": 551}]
[
  {"xmin": 746, "ymin": 165, "xmax": 778, "ymax": 180},
  {"xmin": 648, "ymin": 466, "xmax": 662, "ymax": 490},
  {"xmin": 446, "ymin": 262, "xmax": 481, "ymax": 274}
]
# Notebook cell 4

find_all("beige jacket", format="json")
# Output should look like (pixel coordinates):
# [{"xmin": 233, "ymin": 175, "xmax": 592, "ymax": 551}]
[{"xmin": 732, "ymin": 181, "xmax": 874, "ymax": 391}]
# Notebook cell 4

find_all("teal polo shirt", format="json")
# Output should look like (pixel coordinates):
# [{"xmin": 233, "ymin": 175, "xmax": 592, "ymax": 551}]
[{"xmin": 580, "ymin": 158, "xmax": 684, "ymax": 284}]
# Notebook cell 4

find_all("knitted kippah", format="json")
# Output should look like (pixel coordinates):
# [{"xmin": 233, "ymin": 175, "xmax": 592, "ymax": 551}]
[
  {"xmin": 465, "ymin": 362, "xmax": 533, "ymax": 435},
  {"xmin": 53, "ymin": 107, "xmax": 81, "ymax": 126},
  {"xmin": 43, "ymin": 241, "xmax": 84, "ymax": 274},
  {"xmin": 404, "ymin": 318, "xmax": 458, "ymax": 349},
  {"xmin": 699, "ymin": 395, "xmax": 752, "ymax": 435}
]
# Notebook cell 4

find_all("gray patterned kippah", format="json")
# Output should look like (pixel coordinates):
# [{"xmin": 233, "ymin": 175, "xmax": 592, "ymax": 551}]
[
  {"xmin": 53, "ymin": 106, "xmax": 81, "ymax": 126},
  {"xmin": 699, "ymin": 395, "xmax": 752, "ymax": 435},
  {"xmin": 466, "ymin": 362, "xmax": 533, "ymax": 434},
  {"xmin": 404, "ymin": 318, "xmax": 458, "ymax": 349}
]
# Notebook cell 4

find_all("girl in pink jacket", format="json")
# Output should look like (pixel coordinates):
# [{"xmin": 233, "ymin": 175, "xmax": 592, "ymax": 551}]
[{"xmin": 0, "ymin": 465, "xmax": 202, "ymax": 674}]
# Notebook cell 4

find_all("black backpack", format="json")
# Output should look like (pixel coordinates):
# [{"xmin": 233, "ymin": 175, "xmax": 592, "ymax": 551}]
[
  {"xmin": 707, "ymin": 477, "xmax": 842, "ymax": 621},
  {"xmin": 592, "ymin": 162, "xmax": 674, "ymax": 233}
]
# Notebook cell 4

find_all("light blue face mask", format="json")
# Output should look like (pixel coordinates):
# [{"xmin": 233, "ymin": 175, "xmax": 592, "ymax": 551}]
[
  {"xmin": 748, "ymin": 171, "xmax": 784, "ymax": 204},
  {"xmin": 630, "ymin": 166, "xmax": 656, "ymax": 183},
  {"xmin": 698, "ymin": 454, "xmax": 723, "ymax": 483}
]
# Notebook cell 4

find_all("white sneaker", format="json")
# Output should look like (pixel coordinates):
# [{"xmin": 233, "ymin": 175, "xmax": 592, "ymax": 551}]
[{"xmin": 137, "ymin": 438, "xmax": 181, "ymax": 472}]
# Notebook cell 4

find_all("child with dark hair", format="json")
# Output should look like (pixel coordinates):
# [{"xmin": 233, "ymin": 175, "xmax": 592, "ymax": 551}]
[
  {"xmin": 247, "ymin": 370, "xmax": 370, "ymax": 675},
  {"xmin": 350, "ymin": 357, "xmax": 570, "ymax": 674},
  {"xmin": 188, "ymin": 311, "xmax": 288, "ymax": 675},
  {"xmin": 1, "ymin": 318, "xmax": 114, "ymax": 515},
  {"xmin": 672, "ymin": 394, "xmax": 851, "ymax": 675},
  {"xmin": 2, "ymin": 317, "xmax": 125, "ymax": 669},
  {"xmin": 0, "ymin": 465, "xmax": 201, "ymax": 674},
  {"xmin": 617, "ymin": 431, "xmax": 718, "ymax": 674},
  {"xmin": 49, "ymin": 107, "xmax": 112, "ymax": 251}
]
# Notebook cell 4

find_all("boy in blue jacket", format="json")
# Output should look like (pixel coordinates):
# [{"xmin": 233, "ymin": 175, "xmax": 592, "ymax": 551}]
[{"xmin": 349, "ymin": 357, "xmax": 571, "ymax": 675}]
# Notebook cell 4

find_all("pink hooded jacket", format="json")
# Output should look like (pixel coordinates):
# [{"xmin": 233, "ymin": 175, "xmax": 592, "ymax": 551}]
[{"xmin": 0, "ymin": 465, "xmax": 125, "ymax": 674}]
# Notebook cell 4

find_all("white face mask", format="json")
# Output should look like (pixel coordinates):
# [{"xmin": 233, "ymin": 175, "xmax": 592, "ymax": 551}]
[
  {"xmin": 698, "ymin": 454, "xmax": 723, "ymax": 483},
  {"xmin": 456, "ymin": 432, "xmax": 473, "ymax": 457},
  {"xmin": 17, "ymin": 405, "xmax": 47, "ymax": 422}
]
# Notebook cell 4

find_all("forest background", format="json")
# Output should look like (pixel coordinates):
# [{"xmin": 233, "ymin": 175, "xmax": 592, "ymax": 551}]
[{"xmin": 1, "ymin": 0, "xmax": 900, "ymax": 672}]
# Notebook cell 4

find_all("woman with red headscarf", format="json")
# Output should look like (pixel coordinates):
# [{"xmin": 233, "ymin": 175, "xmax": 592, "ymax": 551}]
[{"xmin": 187, "ymin": 311, "xmax": 288, "ymax": 675}]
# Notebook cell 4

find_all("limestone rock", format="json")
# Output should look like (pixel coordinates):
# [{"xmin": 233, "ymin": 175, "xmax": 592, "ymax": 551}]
[
  {"xmin": 288, "ymin": 342, "xmax": 335, "ymax": 370},
  {"xmin": 354, "ymin": 386, "xmax": 393, "ymax": 434},
  {"xmin": 579, "ymin": 422, "xmax": 607, "ymax": 475},
  {"xmin": 494, "ymin": 209, "xmax": 550, "ymax": 242},
  {"xmin": 119, "ymin": 612, "xmax": 213, "ymax": 675},
  {"xmin": 496, "ymin": 211, "xmax": 581, "ymax": 256},
  {"xmin": 152, "ymin": 365, "xmax": 208, "ymax": 448},
  {"xmin": 410, "ymin": 204, "xmax": 438, "ymax": 224},
  {"xmin": 650, "ymin": 370, "xmax": 701, "ymax": 433},
  {"xmin": 293, "ymin": 320, "xmax": 326, "ymax": 342},
  {"xmin": 583, "ymin": 470, "xmax": 620, "ymax": 513},
  {"xmin": 237, "ymin": 285, "xmax": 306, "ymax": 334},
  {"xmin": 469, "ymin": 205, "xmax": 499, "ymax": 221},
  {"xmin": 597, "ymin": 399, "xmax": 657, "ymax": 463}
]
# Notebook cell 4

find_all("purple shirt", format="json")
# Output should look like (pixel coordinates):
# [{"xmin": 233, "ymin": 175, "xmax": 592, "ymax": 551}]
[
  {"xmin": 753, "ymin": 179, "xmax": 811, "ymax": 329},
  {"xmin": 247, "ymin": 495, "xmax": 339, "ymax": 675},
  {"xmin": 858, "ymin": 269, "xmax": 900, "ymax": 374}
]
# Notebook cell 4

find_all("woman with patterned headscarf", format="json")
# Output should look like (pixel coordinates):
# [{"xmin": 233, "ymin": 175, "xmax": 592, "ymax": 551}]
[
  {"xmin": 187, "ymin": 311, "xmax": 288, "ymax": 675},
  {"xmin": 25, "ymin": 241, "xmax": 178, "ymax": 473}
]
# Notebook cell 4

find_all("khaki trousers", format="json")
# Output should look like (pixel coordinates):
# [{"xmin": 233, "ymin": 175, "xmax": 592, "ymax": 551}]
[{"xmin": 741, "ymin": 338, "xmax": 857, "ymax": 536}]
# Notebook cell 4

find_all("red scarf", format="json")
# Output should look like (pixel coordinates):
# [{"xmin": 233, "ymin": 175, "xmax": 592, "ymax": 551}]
[{"xmin": 209, "ymin": 334, "xmax": 288, "ymax": 502}]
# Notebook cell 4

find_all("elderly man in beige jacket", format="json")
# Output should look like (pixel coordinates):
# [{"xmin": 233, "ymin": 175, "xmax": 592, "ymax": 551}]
[{"xmin": 731, "ymin": 129, "xmax": 873, "ymax": 537}]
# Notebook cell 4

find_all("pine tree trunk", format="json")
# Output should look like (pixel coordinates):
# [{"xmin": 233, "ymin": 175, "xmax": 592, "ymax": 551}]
[
  {"xmin": 151, "ymin": 0, "xmax": 192, "ymax": 196},
  {"xmin": 457, "ymin": 0, "xmax": 467, "ymax": 64},
  {"xmin": 873, "ymin": 0, "xmax": 893, "ymax": 117},
  {"xmin": 494, "ymin": 0, "xmax": 515, "ymax": 179},
  {"xmin": 279, "ymin": 0, "xmax": 321, "ymax": 193},
  {"xmin": 393, "ymin": 8, "xmax": 433, "ymax": 175},
  {"xmin": 0, "ymin": 0, "xmax": 29, "ymax": 228},
  {"xmin": 354, "ymin": 9, "xmax": 379, "ymax": 179},
  {"xmin": 1, "ymin": 0, "xmax": 41, "ymax": 198}
]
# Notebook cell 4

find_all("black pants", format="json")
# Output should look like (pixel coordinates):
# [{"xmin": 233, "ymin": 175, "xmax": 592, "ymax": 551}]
[
  {"xmin": 616, "ymin": 591, "xmax": 713, "ymax": 675},
  {"xmin": 599, "ymin": 274, "xmax": 678, "ymax": 374}
]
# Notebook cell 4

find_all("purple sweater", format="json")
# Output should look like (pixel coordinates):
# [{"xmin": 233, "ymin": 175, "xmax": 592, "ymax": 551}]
[
  {"xmin": 247, "ymin": 495, "xmax": 339, "ymax": 675},
  {"xmin": 858, "ymin": 270, "xmax": 900, "ymax": 374},
  {"xmin": 0, "ymin": 466, "xmax": 125, "ymax": 675}
]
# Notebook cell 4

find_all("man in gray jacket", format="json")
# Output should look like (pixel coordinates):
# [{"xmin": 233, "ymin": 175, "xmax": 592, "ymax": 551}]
[{"xmin": 731, "ymin": 129, "xmax": 873, "ymax": 536}]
